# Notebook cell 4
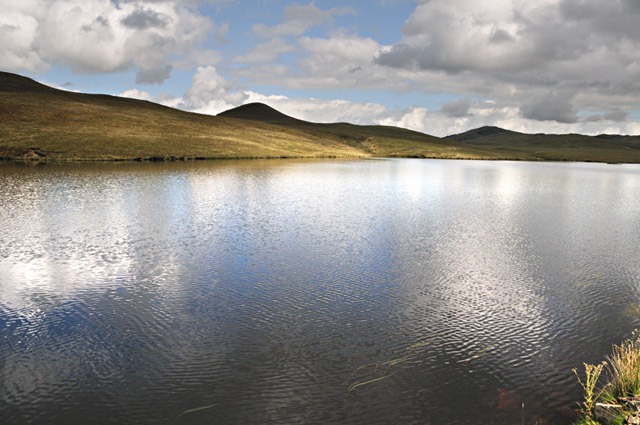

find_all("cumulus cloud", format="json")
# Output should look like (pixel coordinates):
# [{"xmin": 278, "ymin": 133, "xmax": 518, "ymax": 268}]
[
  {"xmin": 11, "ymin": 0, "xmax": 634, "ymax": 136},
  {"xmin": 0, "ymin": 0, "xmax": 217, "ymax": 74},
  {"xmin": 119, "ymin": 88, "xmax": 183, "ymax": 108},
  {"xmin": 119, "ymin": 88, "xmax": 154, "ymax": 101},
  {"xmin": 0, "ymin": 17, "xmax": 46, "ymax": 72},
  {"xmin": 252, "ymin": 2, "xmax": 354, "ymax": 38},
  {"xmin": 372, "ymin": 0, "xmax": 640, "ymax": 124},
  {"xmin": 181, "ymin": 65, "xmax": 238, "ymax": 114},
  {"xmin": 580, "ymin": 109, "xmax": 629, "ymax": 123},
  {"xmin": 232, "ymin": 32, "xmax": 398, "ymax": 92},
  {"xmin": 115, "ymin": 66, "xmax": 638, "ymax": 138},
  {"xmin": 121, "ymin": 7, "xmax": 169, "ymax": 29},
  {"xmin": 136, "ymin": 65, "xmax": 172, "ymax": 84}
]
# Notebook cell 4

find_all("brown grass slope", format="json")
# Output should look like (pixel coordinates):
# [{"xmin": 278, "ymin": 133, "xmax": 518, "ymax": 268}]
[
  {"xmin": 446, "ymin": 126, "xmax": 640, "ymax": 163},
  {"xmin": 3, "ymin": 71, "xmax": 640, "ymax": 163},
  {"xmin": 222, "ymin": 104, "xmax": 640, "ymax": 163},
  {"xmin": 218, "ymin": 103, "xmax": 502, "ymax": 159},
  {"xmin": 1, "ymin": 71, "xmax": 493, "ymax": 162},
  {"xmin": 0, "ymin": 72, "xmax": 367, "ymax": 161}
]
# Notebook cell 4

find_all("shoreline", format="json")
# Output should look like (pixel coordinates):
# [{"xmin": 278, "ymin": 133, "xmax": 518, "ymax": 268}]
[{"xmin": 0, "ymin": 154, "xmax": 634, "ymax": 165}]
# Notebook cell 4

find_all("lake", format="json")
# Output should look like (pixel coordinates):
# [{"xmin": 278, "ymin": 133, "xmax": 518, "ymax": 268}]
[{"xmin": 1, "ymin": 158, "xmax": 640, "ymax": 424}]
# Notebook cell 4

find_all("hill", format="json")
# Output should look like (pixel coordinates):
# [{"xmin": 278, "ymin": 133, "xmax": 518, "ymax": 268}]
[
  {"xmin": 218, "ymin": 102, "xmax": 307, "ymax": 126},
  {"xmin": 0, "ymin": 72, "xmax": 375, "ymax": 161},
  {"xmin": 1, "ymin": 71, "xmax": 640, "ymax": 163},
  {"xmin": 0, "ymin": 72, "xmax": 499, "ymax": 161},
  {"xmin": 221, "ymin": 103, "xmax": 640, "ymax": 163},
  {"xmin": 218, "ymin": 103, "xmax": 501, "ymax": 159},
  {"xmin": 446, "ymin": 126, "xmax": 522, "ymax": 141},
  {"xmin": 447, "ymin": 126, "xmax": 640, "ymax": 163}
]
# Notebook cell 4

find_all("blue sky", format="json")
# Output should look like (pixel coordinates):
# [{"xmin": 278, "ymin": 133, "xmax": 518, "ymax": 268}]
[{"xmin": 2, "ymin": 0, "xmax": 640, "ymax": 136}]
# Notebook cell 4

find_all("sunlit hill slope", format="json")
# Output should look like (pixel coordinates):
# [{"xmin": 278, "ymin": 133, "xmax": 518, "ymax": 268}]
[
  {"xmin": 0, "ymin": 72, "xmax": 485, "ymax": 161},
  {"xmin": 1, "ymin": 71, "xmax": 639, "ymax": 163}
]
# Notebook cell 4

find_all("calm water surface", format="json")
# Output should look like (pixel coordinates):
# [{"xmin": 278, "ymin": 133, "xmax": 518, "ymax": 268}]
[{"xmin": 1, "ymin": 159, "xmax": 640, "ymax": 424}]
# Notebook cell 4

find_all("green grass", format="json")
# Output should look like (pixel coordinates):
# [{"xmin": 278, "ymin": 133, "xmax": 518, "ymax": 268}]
[
  {"xmin": 603, "ymin": 330, "xmax": 640, "ymax": 400},
  {"xmin": 573, "ymin": 331, "xmax": 640, "ymax": 425},
  {"xmin": 446, "ymin": 126, "xmax": 640, "ymax": 164}
]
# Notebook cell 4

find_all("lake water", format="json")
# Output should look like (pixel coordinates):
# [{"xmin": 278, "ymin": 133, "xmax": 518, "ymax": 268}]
[{"xmin": 1, "ymin": 158, "xmax": 640, "ymax": 424}]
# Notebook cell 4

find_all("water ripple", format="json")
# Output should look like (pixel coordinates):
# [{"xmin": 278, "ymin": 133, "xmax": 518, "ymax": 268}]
[{"xmin": 1, "ymin": 160, "xmax": 639, "ymax": 424}]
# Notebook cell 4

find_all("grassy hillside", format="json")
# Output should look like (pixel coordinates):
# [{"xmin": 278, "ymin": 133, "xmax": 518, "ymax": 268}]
[
  {"xmin": 446, "ymin": 126, "xmax": 640, "ymax": 163},
  {"xmin": 0, "ymin": 72, "xmax": 493, "ymax": 162},
  {"xmin": 218, "ymin": 103, "xmax": 503, "ymax": 159},
  {"xmin": 2, "ymin": 71, "xmax": 639, "ymax": 163},
  {"xmin": 220, "ymin": 104, "xmax": 640, "ymax": 163},
  {"xmin": 0, "ymin": 72, "xmax": 367, "ymax": 161}
]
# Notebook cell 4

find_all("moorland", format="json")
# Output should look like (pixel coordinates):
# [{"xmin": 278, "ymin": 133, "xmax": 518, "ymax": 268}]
[{"xmin": 1, "ymin": 71, "xmax": 639, "ymax": 163}]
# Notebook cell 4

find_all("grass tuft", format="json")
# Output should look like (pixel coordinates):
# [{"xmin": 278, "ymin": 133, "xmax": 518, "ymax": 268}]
[
  {"xmin": 604, "ymin": 330, "xmax": 640, "ymax": 400},
  {"xmin": 573, "ymin": 330, "xmax": 640, "ymax": 424}
]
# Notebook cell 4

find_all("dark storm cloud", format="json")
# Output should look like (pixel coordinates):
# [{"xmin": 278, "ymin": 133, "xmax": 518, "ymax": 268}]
[
  {"xmin": 440, "ymin": 98, "xmax": 471, "ymax": 118},
  {"xmin": 135, "ymin": 65, "xmax": 173, "ymax": 84},
  {"xmin": 121, "ymin": 8, "xmax": 169, "ymax": 29}
]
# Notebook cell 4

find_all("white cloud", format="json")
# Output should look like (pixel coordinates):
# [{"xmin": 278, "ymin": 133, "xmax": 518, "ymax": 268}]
[
  {"xmin": 0, "ymin": 0, "xmax": 218, "ymax": 74},
  {"xmin": 181, "ymin": 65, "xmax": 237, "ymax": 114},
  {"xmin": 230, "ymin": 32, "xmax": 399, "ymax": 92},
  {"xmin": 118, "ymin": 88, "xmax": 183, "ymax": 109},
  {"xmin": 374, "ymin": 0, "xmax": 640, "ymax": 123},
  {"xmin": 252, "ymin": 2, "xmax": 354, "ymax": 38},
  {"xmin": 118, "ymin": 88, "xmax": 154, "ymax": 101},
  {"xmin": 115, "ymin": 65, "xmax": 640, "ymax": 137},
  {"xmin": 243, "ymin": 92, "xmax": 389, "ymax": 124},
  {"xmin": 299, "ymin": 31, "xmax": 385, "ymax": 63},
  {"xmin": 227, "ymin": 0, "xmax": 640, "ymax": 132},
  {"xmin": 234, "ymin": 39, "xmax": 295, "ymax": 64},
  {"xmin": 0, "ymin": 11, "xmax": 47, "ymax": 72}
]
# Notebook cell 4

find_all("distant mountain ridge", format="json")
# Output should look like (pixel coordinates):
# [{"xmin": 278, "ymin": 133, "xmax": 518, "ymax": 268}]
[
  {"xmin": 445, "ymin": 121, "xmax": 640, "ymax": 161},
  {"xmin": 1, "ymin": 71, "xmax": 640, "ymax": 163}
]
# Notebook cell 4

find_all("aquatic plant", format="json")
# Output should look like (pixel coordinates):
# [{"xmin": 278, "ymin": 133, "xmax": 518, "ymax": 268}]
[
  {"xmin": 346, "ymin": 338, "xmax": 436, "ymax": 393},
  {"xmin": 464, "ymin": 345, "xmax": 496, "ymax": 364},
  {"xmin": 173, "ymin": 403, "xmax": 218, "ymax": 421}
]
